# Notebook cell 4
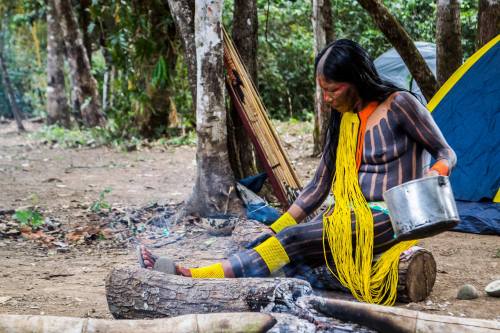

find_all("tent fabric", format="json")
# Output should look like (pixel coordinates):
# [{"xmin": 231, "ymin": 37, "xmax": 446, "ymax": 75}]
[
  {"xmin": 453, "ymin": 201, "xmax": 500, "ymax": 235},
  {"xmin": 374, "ymin": 42, "xmax": 436, "ymax": 102},
  {"xmin": 429, "ymin": 37, "xmax": 500, "ymax": 201}
]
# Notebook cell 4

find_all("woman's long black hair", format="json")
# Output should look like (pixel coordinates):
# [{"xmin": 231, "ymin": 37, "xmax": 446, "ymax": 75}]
[{"xmin": 315, "ymin": 39, "xmax": 408, "ymax": 171}]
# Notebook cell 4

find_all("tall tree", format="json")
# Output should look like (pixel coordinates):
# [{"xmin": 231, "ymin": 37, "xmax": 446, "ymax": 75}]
[
  {"xmin": 356, "ymin": 0, "xmax": 439, "ymax": 101},
  {"xmin": 477, "ymin": 0, "xmax": 500, "ymax": 48},
  {"xmin": 54, "ymin": 0, "xmax": 105, "ymax": 127},
  {"xmin": 47, "ymin": 0, "xmax": 70, "ymax": 127},
  {"xmin": 436, "ymin": 0, "xmax": 463, "ymax": 86},
  {"xmin": 228, "ymin": 0, "xmax": 259, "ymax": 179},
  {"xmin": 184, "ymin": 0, "xmax": 243, "ymax": 217},
  {"xmin": 77, "ymin": 0, "xmax": 93, "ymax": 63},
  {"xmin": 166, "ymin": 0, "xmax": 196, "ymax": 111},
  {"xmin": 0, "ymin": 45, "xmax": 24, "ymax": 132},
  {"xmin": 134, "ymin": 1, "xmax": 178, "ymax": 138},
  {"xmin": 312, "ymin": 0, "xmax": 335, "ymax": 156}
]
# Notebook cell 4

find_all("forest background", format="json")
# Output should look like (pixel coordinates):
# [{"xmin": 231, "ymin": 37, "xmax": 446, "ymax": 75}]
[{"xmin": 0, "ymin": 0, "xmax": 483, "ymax": 142}]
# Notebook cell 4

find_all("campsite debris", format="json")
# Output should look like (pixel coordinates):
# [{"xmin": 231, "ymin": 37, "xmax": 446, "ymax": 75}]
[
  {"xmin": 456, "ymin": 284, "xmax": 480, "ymax": 300},
  {"xmin": 485, "ymin": 280, "xmax": 500, "ymax": 297},
  {"xmin": 199, "ymin": 215, "xmax": 238, "ymax": 236}
]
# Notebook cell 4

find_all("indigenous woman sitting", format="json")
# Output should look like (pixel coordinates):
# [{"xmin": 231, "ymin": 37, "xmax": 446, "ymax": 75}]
[{"xmin": 138, "ymin": 39, "xmax": 456, "ymax": 305}]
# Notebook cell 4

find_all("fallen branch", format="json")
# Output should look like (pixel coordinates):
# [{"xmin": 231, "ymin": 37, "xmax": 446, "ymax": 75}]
[
  {"xmin": 310, "ymin": 297, "xmax": 500, "ymax": 333},
  {"xmin": 0, "ymin": 313, "xmax": 275, "ymax": 333}
]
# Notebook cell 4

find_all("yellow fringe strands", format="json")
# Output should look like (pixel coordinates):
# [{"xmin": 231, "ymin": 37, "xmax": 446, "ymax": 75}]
[
  {"xmin": 270, "ymin": 212, "xmax": 297, "ymax": 233},
  {"xmin": 254, "ymin": 236, "xmax": 290, "ymax": 273},
  {"xmin": 323, "ymin": 112, "xmax": 417, "ymax": 305},
  {"xmin": 190, "ymin": 263, "xmax": 225, "ymax": 278}
]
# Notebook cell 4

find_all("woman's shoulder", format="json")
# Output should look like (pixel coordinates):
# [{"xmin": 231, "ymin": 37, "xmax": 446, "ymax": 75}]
[
  {"xmin": 387, "ymin": 90, "xmax": 419, "ymax": 105},
  {"xmin": 384, "ymin": 91, "xmax": 426, "ymax": 115}
]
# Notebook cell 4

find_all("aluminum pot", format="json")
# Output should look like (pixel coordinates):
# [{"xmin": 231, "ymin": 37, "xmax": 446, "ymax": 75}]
[{"xmin": 382, "ymin": 176, "xmax": 460, "ymax": 241}]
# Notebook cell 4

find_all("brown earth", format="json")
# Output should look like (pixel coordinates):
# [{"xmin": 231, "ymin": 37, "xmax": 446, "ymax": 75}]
[{"xmin": 0, "ymin": 120, "xmax": 499, "ymax": 322}]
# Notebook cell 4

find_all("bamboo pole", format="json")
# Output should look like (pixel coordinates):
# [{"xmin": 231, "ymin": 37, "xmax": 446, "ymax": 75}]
[{"xmin": 223, "ymin": 27, "xmax": 302, "ymax": 207}]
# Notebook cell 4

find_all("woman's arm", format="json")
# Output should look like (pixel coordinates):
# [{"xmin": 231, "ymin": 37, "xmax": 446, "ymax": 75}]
[
  {"xmin": 391, "ymin": 92, "xmax": 457, "ymax": 175},
  {"xmin": 290, "ymin": 131, "xmax": 336, "ymax": 223}
]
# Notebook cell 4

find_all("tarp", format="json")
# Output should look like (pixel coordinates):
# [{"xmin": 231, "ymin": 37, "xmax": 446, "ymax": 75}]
[
  {"xmin": 374, "ymin": 42, "xmax": 436, "ymax": 102},
  {"xmin": 453, "ymin": 201, "xmax": 500, "ymax": 235}
]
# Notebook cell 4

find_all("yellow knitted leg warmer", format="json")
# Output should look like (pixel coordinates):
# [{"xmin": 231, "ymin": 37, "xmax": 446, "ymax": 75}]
[
  {"xmin": 190, "ymin": 263, "xmax": 225, "ymax": 278},
  {"xmin": 270, "ymin": 212, "xmax": 297, "ymax": 233},
  {"xmin": 254, "ymin": 236, "xmax": 290, "ymax": 273}
]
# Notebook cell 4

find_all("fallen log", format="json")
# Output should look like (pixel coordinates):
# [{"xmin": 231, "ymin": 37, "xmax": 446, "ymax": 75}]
[
  {"xmin": 0, "ymin": 313, "xmax": 275, "ymax": 333},
  {"xmin": 230, "ymin": 222, "xmax": 437, "ymax": 303},
  {"xmin": 310, "ymin": 297, "xmax": 500, "ymax": 333},
  {"xmin": 105, "ymin": 265, "xmax": 313, "ymax": 319},
  {"xmin": 295, "ymin": 246, "xmax": 436, "ymax": 303}
]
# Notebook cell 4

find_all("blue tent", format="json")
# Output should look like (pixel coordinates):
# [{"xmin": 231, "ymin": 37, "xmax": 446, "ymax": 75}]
[
  {"xmin": 427, "ymin": 35, "xmax": 500, "ymax": 202},
  {"xmin": 426, "ymin": 36, "xmax": 500, "ymax": 235}
]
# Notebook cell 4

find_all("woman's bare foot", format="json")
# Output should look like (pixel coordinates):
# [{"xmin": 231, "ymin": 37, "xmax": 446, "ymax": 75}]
[{"xmin": 139, "ymin": 246, "xmax": 156, "ymax": 269}]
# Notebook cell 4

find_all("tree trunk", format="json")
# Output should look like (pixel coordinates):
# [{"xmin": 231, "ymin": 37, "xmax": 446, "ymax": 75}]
[
  {"xmin": 77, "ymin": 0, "xmax": 92, "ymax": 64},
  {"xmin": 356, "ymin": 0, "xmax": 439, "ymax": 101},
  {"xmin": 166, "ymin": 0, "xmax": 196, "ymax": 113},
  {"xmin": 54, "ymin": 0, "xmax": 105, "ymax": 127},
  {"xmin": 227, "ymin": 0, "xmax": 259, "ymax": 180},
  {"xmin": 312, "ymin": 0, "xmax": 334, "ymax": 156},
  {"xmin": 47, "ymin": 0, "xmax": 71, "ymax": 128},
  {"xmin": 477, "ymin": 0, "xmax": 500, "ymax": 48},
  {"xmin": 105, "ymin": 265, "xmax": 313, "ymax": 319},
  {"xmin": 436, "ymin": 0, "xmax": 463, "ymax": 86},
  {"xmin": 184, "ymin": 0, "xmax": 244, "ymax": 217},
  {"xmin": 135, "ymin": 2, "xmax": 178, "ymax": 138},
  {"xmin": 0, "ymin": 48, "xmax": 25, "ymax": 132},
  {"xmin": 0, "ymin": 313, "xmax": 275, "ymax": 333}
]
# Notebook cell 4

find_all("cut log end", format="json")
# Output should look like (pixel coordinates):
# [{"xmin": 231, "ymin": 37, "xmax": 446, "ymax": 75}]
[{"xmin": 398, "ymin": 248, "xmax": 436, "ymax": 303}]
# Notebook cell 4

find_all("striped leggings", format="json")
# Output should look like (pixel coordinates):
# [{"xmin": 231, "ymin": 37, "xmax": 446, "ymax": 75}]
[{"xmin": 229, "ymin": 209, "xmax": 396, "ymax": 278}]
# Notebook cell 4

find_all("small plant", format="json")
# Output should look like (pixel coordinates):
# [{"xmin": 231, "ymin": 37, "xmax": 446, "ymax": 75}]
[
  {"xmin": 90, "ymin": 188, "xmax": 112, "ymax": 213},
  {"xmin": 495, "ymin": 249, "xmax": 500, "ymax": 258},
  {"xmin": 13, "ymin": 209, "xmax": 44, "ymax": 229}
]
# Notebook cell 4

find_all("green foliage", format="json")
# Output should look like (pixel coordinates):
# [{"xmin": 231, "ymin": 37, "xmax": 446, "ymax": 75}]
[
  {"xmin": 13, "ymin": 208, "xmax": 44, "ymax": 229},
  {"xmin": 151, "ymin": 56, "xmax": 168, "ymax": 89},
  {"xmin": 32, "ymin": 125, "xmax": 113, "ymax": 148},
  {"xmin": 1, "ymin": 0, "xmax": 484, "ymax": 137},
  {"xmin": 0, "ymin": 0, "xmax": 47, "ymax": 118},
  {"xmin": 90, "ymin": 188, "xmax": 112, "ymax": 213}
]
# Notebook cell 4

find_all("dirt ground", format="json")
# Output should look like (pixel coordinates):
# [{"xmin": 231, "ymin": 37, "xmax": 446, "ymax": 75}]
[{"xmin": 0, "ymin": 120, "xmax": 499, "ymax": 323}]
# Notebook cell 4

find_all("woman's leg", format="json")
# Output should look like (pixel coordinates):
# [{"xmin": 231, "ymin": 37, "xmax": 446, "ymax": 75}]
[{"xmin": 140, "ymin": 209, "xmax": 397, "ymax": 278}]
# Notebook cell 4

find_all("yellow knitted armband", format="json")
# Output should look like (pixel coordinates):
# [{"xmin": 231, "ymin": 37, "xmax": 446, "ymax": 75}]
[
  {"xmin": 254, "ymin": 236, "xmax": 290, "ymax": 273},
  {"xmin": 190, "ymin": 263, "xmax": 225, "ymax": 278},
  {"xmin": 270, "ymin": 212, "xmax": 297, "ymax": 233}
]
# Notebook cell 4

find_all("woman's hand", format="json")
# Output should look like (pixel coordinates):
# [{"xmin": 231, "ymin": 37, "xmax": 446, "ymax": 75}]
[
  {"xmin": 244, "ymin": 212, "xmax": 297, "ymax": 249},
  {"xmin": 426, "ymin": 159, "xmax": 450, "ymax": 177},
  {"xmin": 424, "ymin": 169, "xmax": 440, "ymax": 177}
]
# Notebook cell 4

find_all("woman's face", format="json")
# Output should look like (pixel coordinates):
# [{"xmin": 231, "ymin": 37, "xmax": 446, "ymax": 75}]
[{"xmin": 318, "ymin": 75, "xmax": 360, "ymax": 113}]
